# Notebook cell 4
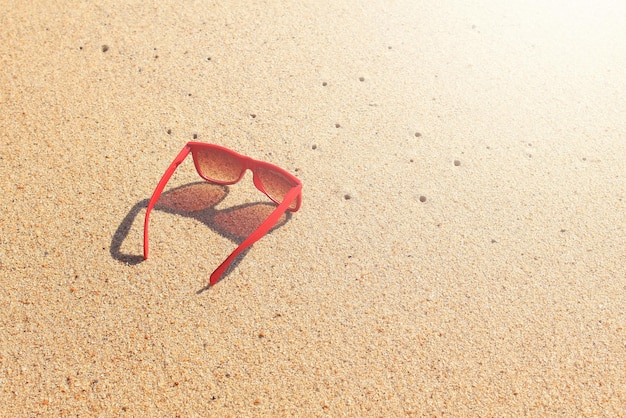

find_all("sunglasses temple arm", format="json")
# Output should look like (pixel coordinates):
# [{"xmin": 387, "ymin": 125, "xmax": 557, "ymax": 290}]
[
  {"xmin": 143, "ymin": 145, "xmax": 191, "ymax": 260},
  {"xmin": 209, "ymin": 184, "xmax": 302, "ymax": 286}
]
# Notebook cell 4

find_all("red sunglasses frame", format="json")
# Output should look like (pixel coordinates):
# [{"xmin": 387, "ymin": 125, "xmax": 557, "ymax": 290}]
[{"xmin": 143, "ymin": 142, "xmax": 302, "ymax": 286}]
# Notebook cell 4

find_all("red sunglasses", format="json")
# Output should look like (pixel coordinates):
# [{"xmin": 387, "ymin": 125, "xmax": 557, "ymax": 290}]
[{"xmin": 143, "ymin": 142, "xmax": 302, "ymax": 286}]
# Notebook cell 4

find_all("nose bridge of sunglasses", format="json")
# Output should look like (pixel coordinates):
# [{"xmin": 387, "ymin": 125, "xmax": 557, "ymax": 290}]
[
  {"xmin": 219, "ymin": 153, "xmax": 264, "ymax": 184},
  {"xmin": 218, "ymin": 168, "xmax": 264, "ymax": 206},
  {"xmin": 238, "ymin": 154, "xmax": 258, "ymax": 171}
]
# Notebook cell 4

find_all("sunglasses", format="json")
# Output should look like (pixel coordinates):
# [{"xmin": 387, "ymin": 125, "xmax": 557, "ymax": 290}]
[{"xmin": 143, "ymin": 142, "xmax": 302, "ymax": 286}]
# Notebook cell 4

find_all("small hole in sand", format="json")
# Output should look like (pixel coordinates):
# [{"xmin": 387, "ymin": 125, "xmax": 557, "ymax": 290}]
[
  {"xmin": 359, "ymin": 76, "xmax": 365, "ymax": 82},
  {"xmin": 454, "ymin": 160, "xmax": 461, "ymax": 166},
  {"xmin": 312, "ymin": 144, "xmax": 317, "ymax": 150},
  {"xmin": 101, "ymin": 45, "xmax": 109, "ymax": 53},
  {"xmin": 335, "ymin": 123, "xmax": 341, "ymax": 128},
  {"xmin": 419, "ymin": 196, "xmax": 427, "ymax": 203},
  {"xmin": 250, "ymin": 114, "xmax": 256, "ymax": 118},
  {"xmin": 415, "ymin": 132, "xmax": 422, "ymax": 137},
  {"xmin": 344, "ymin": 194, "xmax": 352, "ymax": 200},
  {"xmin": 167, "ymin": 129, "xmax": 172, "ymax": 135},
  {"xmin": 322, "ymin": 82, "xmax": 327, "ymax": 86},
  {"xmin": 193, "ymin": 134, "xmax": 198, "ymax": 139}
]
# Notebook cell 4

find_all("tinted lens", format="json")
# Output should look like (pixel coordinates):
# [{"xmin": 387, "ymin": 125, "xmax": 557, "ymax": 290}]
[
  {"xmin": 257, "ymin": 167, "xmax": 298, "ymax": 209},
  {"xmin": 196, "ymin": 147, "xmax": 243, "ymax": 183}
]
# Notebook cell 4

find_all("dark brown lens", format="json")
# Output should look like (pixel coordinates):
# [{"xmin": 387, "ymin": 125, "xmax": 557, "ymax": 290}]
[
  {"xmin": 196, "ymin": 147, "xmax": 243, "ymax": 183},
  {"xmin": 257, "ymin": 167, "xmax": 297, "ymax": 209}
]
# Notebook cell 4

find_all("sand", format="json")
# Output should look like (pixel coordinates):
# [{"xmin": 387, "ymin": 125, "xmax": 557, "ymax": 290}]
[{"xmin": 1, "ymin": 1, "xmax": 625, "ymax": 416}]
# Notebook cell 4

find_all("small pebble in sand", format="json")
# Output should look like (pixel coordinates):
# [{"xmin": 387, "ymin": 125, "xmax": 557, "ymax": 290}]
[
  {"xmin": 312, "ymin": 144, "xmax": 317, "ymax": 150},
  {"xmin": 359, "ymin": 76, "xmax": 365, "ymax": 81},
  {"xmin": 419, "ymin": 196, "xmax": 427, "ymax": 202},
  {"xmin": 454, "ymin": 160, "xmax": 461, "ymax": 166},
  {"xmin": 322, "ymin": 81, "xmax": 327, "ymax": 86},
  {"xmin": 193, "ymin": 133, "xmax": 198, "ymax": 139},
  {"xmin": 250, "ymin": 114, "xmax": 256, "ymax": 118},
  {"xmin": 167, "ymin": 129, "xmax": 172, "ymax": 135},
  {"xmin": 344, "ymin": 194, "xmax": 352, "ymax": 200},
  {"xmin": 415, "ymin": 132, "xmax": 422, "ymax": 137},
  {"xmin": 101, "ymin": 45, "xmax": 109, "ymax": 53},
  {"xmin": 335, "ymin": 123, "xmax": 341, "ymax": 128}
]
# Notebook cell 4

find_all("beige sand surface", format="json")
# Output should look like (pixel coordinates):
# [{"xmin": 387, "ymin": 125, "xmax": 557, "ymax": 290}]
[{"xmin": 1, "ymin": 1, "xmax": 625, "ymax": 416}]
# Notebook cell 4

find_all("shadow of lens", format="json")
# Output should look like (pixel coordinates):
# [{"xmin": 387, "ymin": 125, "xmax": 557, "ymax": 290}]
[{"xmin": 155, "ymin": 182, "xmax": 227, "ymax": 212}]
